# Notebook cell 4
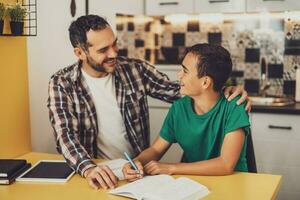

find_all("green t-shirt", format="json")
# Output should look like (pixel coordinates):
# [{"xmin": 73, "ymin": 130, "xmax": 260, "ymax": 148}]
[{"xmin": 160, "ymin": 93, "xmax": 250, "ymax": 172}]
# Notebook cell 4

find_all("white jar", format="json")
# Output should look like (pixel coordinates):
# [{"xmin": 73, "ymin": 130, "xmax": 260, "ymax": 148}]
[{"xmin": 296, "ymin": 68, "xmax": 300, "ymax": 102}]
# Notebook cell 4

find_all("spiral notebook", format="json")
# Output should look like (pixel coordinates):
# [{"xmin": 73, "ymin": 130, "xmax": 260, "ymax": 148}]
[{"xmin": 16, "ymin": 160, "xmax": 75, "ymax": 183}]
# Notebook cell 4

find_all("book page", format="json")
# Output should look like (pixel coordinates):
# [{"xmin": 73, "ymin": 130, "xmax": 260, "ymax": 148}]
[
  {"xmin": 144, "ymin": 177, "xmax": 210, "ymax": 200},
  {"xmin": 98, "ymin": 159, "xmax": 128, "ymax": 180},
  {"xmin": 109, "ymin": 175, "xmax": 175, "ymax": 200}
]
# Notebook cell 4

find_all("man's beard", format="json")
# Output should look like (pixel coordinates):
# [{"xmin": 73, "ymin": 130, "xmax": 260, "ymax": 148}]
[{"xmin": 87, "ymin": 56, "xmax": 107, "ymax": 73}]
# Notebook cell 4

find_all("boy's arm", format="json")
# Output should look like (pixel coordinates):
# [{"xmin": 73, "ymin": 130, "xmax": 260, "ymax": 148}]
[
  {"xmin": 135, "ymin": 136, "xmax": 172, "ymax": 165},
  {"xmin": 145, "ymin": 129, "xmax": 245, "ymax": 176},
  {"xmin": 122, "ymin": 136, "xmax": 172, "ymax": 181}
]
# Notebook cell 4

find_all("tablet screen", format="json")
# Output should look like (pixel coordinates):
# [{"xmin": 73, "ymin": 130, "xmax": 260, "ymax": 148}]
[{"xmin": 17, "ymin": 160, "xmax": 75, "ymax": 183}]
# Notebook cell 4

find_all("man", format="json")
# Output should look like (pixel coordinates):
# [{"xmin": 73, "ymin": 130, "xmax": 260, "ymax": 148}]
[
  {"xmin": 47, "ymin": 15, "xmax": 250, "ymax": 190},
  {"xmin": 123, "ymin": 43, "xmax": 250, "ymax": 182}
]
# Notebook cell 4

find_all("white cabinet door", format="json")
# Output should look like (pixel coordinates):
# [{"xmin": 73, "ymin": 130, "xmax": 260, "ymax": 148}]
[
  {"xmin": 251, "ymin": 113, "xmax": 300, "ymax": 200},
  {"xmin": 145, "ymin": 0, "xmax": 194, "ymax": 16},
  {"xmin": 195, "ymin": 0, "xmax": 245, "ymax": 13},
  {"xmin": 89, "ymin": 0, "xmax": 144, "ymax": 31},
  {"xmin": 149, "ymin": 107, "xmax": 183, "ymax": 163},
  {"xmin": 246, "ymin": 0, "xmax": 300, "ymax": 12}
]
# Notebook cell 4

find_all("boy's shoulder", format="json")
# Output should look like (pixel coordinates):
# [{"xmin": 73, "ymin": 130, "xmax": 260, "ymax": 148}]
[{"xmin": 222, "ymin": 94, "xmax": 248, "ymax": 116}]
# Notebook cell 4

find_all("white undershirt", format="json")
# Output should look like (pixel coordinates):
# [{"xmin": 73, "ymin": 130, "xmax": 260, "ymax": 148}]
[{"xmin": 81, "ymin": 69, "xmax": 134, "ymax": 159}]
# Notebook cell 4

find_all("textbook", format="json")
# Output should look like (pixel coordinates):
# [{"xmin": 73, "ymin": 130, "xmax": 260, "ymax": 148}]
[
  {"xmin": 16, "ymin": 160, "xmax": 75, "ymax": 183},
  {"xmin": 109, "ymin": 174, "xmax": 210, "ymax": 200},
  {"xmin": 0, "ymin": 163, "xmax": 31, "ymax": 185},
  {"xmin": 0, "ymin": 159, "xmax": 27, "ymax": 177}
]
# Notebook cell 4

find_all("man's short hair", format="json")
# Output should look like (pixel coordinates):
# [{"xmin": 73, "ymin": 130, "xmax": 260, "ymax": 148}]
[
  {"xmin": 186, "ymin": 43, "xmax": 232, "ymax": 92},
  {"xmin": 69, "ymin": 15, "xmax": 109, "ymax": 50}
]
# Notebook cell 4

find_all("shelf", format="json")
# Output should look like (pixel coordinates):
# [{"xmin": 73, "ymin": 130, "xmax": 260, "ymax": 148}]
[
  {"xmin": 0, "ymin": 33, "xmax": 36, "ymax": 37},
  {"xmin": 0, "ymin": 0, "xmax": 37, "ymax": 37}
]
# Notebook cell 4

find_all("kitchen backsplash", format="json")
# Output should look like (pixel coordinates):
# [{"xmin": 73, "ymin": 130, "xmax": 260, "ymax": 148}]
[{"xmin": 116, "ymin": 14, "xmax": 300, "ymax": 97}]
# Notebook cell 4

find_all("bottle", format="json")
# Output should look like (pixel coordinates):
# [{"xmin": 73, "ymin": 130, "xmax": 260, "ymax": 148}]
[{"xmin": 296, "ymin": 68, "xmax": 300, "ymax": 102}]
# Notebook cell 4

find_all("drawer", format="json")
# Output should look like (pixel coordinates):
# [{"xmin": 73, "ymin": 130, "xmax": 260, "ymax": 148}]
[
  {"xmin": 251, "ymin": 113, "xmax": 300, "ymax": 141},
  {"xmin": 253, "ymin": 138, "xmax": 300, "ymax": 166},
  {"xmin": 145, "ymin": 0, "xmax": 194, "ymax": 16},
  {"xmin": 195, "ymin": 0, "xmax": 245, "ymax": 13}
]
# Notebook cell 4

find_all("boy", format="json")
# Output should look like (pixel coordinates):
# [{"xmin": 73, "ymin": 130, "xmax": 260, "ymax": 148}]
[{"xmin": 123, "ymin": 43, "xmax": 250, "ymax": 181}]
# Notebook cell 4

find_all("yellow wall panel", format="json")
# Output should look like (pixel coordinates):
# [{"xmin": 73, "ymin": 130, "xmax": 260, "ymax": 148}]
[{"xmin": 0, "ymin": 0, "xmax": 31, "ymax": 158}]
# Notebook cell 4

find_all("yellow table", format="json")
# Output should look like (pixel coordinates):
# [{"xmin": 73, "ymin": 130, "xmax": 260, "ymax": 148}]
[{"xmin": 0, "ymin": 152, "xmax": 281, "ymax": 200}]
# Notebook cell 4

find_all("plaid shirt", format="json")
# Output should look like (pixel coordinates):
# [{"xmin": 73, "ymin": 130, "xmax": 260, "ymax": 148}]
[{"xmin": 47, "ymin": 56, "xmax": 180, "ymax": 176}]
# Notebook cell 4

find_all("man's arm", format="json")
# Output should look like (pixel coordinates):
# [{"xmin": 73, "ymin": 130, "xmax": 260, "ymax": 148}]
[
  {"xmin": 144, "ymin": 129, "xmax": 245, "ymax": 176},
  {"xmin": 137, "ymin": 61, "xmax": 181, "ymax": 103},
  {"xmin": 47, "ymin": 78, "xmax": 117, "ymax": 189},
  {"xmin": 47, "ymin": 78, "xmax": 96, "ymax": 175}
]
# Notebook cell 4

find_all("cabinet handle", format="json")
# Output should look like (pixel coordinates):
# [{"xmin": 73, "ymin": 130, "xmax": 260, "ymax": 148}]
[
  {"xmin": 209, "ymin": 0, "xmax": 230, "ymax": 3},
  {"xmin": 268, "ymin": 125, "xmax": 292, "ymax": 130},
  {"xmin": 263, "ymin": 0, "xmax": 284, "ymax": 1},
  {"xmin": 159, "ymin": 2, "xmax": 179, "ymax": 6}
]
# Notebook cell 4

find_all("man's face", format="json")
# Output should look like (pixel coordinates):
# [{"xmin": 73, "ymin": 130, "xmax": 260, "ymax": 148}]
[
  {"xmin": 177, "ymin": 53, "xmax": 206, "ymax": 97},
  {"xmin": 83, "ymin": 26, "xmax": 118, "ymax": 74}
]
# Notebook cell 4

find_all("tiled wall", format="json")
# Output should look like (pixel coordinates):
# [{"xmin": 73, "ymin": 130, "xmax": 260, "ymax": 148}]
[{"xmin": 116, "ymin": 14, "xmax": 300, "ymax": 97}]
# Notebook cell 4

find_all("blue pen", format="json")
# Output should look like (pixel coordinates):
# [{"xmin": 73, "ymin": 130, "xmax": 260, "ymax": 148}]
[{"xmin": 123, "ymin": 152, "xmax": 141, "ymax": 175}]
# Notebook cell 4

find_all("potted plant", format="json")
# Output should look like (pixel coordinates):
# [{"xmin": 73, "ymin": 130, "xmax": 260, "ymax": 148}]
[
  {"xmin": 7, "ymin": 3, "xmax": 27, "ymax": 35},
  {"xmin": 0, "ymin": 3, "xmax": 6, "ymax": 35}
]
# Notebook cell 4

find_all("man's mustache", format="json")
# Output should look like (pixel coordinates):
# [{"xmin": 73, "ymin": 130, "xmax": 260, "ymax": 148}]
[{"xmin": 104, "ymin": 58, "xmax": 116, "ymax": 63}]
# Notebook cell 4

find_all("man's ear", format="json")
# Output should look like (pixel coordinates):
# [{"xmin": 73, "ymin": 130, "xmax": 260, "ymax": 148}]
[{"xmin": 74, "ymin": 47, "xmax": 86, "ymax": 60}]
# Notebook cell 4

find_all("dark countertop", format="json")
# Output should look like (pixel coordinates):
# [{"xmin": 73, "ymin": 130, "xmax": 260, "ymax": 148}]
[{"xmin": 252, "ymin": 102, "xmax": 300, "ymax": 115}]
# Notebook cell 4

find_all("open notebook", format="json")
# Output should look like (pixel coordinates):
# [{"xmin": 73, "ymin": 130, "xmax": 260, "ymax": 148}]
[{"xmin": 109, "ymin": 174, "xmax": 210, "ymax": 200}]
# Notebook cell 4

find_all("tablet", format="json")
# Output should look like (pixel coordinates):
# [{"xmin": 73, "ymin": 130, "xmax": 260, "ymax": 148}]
[{"xmin": 16, "ymin": 160, "xmax": 75, "ymax": 183}]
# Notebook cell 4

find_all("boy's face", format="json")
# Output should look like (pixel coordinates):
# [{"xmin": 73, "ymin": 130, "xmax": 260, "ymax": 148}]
[{"xmin": 178, "ymin": 52, "xmax": 207, "ymax": 97}]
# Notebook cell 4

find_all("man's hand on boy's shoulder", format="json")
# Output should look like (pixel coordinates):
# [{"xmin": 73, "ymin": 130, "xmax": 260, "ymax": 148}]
[{"xmin": 224, "ymin": 85, "xmax": 251, "ymax": 112}]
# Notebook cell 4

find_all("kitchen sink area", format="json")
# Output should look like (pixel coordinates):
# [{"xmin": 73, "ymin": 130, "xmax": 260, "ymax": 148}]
[{"xmin": 249, "ymin": 96, "xmax": 295, "ymax": 107}]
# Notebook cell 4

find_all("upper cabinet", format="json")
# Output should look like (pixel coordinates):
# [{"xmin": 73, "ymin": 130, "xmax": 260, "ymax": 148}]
[
  {"xmin": 246, "ymin": 0, "xmax": 300, "ymax": 12},
  {"xmin": 145, "ymin": 0, "xmax": 300, "ymax": 16},
  {"xmin": 145, "ymin": 0, "xmax": 194, "ymax": 16},
  {"xmin": 89, "ymin": 0, "xmax": 143, "ymax": 30},
  {"xmin": 195, "ymin": 0, "xmax": 245, "ymax": 13}
]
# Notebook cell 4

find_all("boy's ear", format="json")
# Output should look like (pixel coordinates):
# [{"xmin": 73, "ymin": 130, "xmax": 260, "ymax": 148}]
[
  {"xmin": 74, "ymin": 47, "xmax": 87, "ymax": 60},
  {"xmin": 202, "ymin": 76, "xmax": 213, "ymax": 89}
]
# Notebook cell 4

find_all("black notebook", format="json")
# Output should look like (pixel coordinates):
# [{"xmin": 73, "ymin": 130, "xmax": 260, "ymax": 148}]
[
  {"xmin": 0, "ymin": 159, "xmax": 27, "ymax": 177},
  {"xmin": 16, "ymin": 160, "xmax": 75, "ymax": 183},
  {"xmin": 0, "ymin": 163, "xmax": 31, "ymax": 185}
]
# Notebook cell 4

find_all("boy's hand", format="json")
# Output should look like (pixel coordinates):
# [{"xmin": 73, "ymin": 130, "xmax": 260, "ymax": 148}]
[
  {"xmin": 144, "ymin": 161, "xmax": 175, "ymax": 175},
  {"xmin": 224, "ymin": 85, "xmax": 252, "ymax": 112},
  {"xmin": 122, "ymin": 160, "xmax": 144, "ymax": 182}
]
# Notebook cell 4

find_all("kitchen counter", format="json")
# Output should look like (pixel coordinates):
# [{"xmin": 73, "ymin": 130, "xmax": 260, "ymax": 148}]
[{"xmin": 252, "ymin": 102, "xmax": 300, "ymax": 115}]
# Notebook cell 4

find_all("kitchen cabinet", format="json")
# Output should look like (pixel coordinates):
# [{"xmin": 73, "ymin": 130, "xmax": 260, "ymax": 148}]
[
  {"xmin": 145, "ymin": 0, "xmax": 194, "ymax": 16},
  {"xmin": 90, "ymin": 0, "xmax": 143, "ymax": 31},
  {"xmin": 246, "ymin": 0, "xmax": 300, "ymax": 12},
  {"xmin": 251, "ymin": 113, "xmax": 300, "ymax": 200},
  {"xmin": 195, "ymin": 0, "xmax": 245, "ymax": 13}
]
